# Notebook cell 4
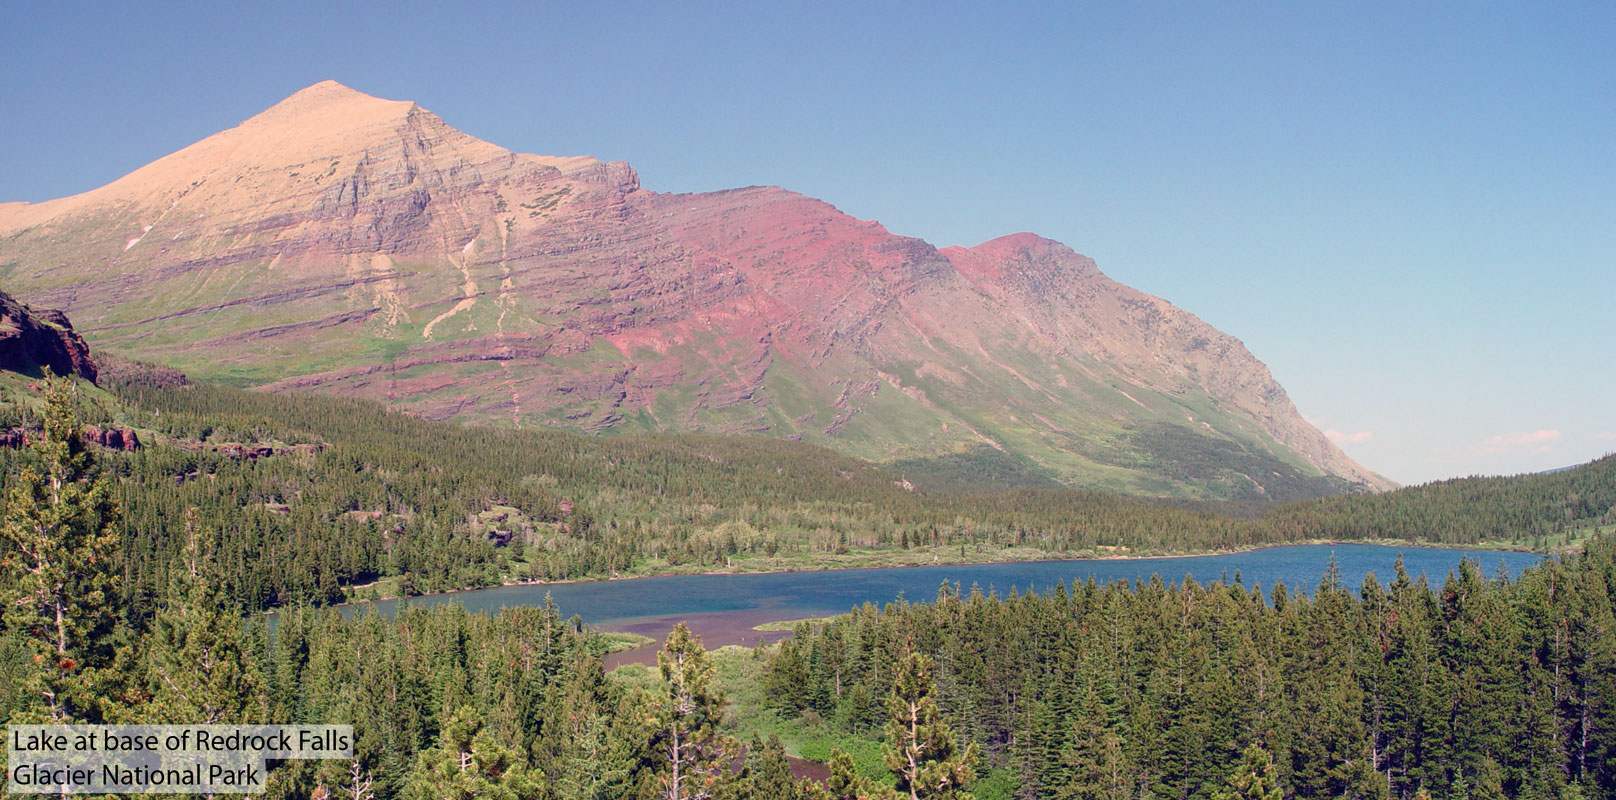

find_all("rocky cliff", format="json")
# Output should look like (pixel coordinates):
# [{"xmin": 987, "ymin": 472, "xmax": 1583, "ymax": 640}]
[
  {"xmin": 0, "ymin": 81, "xmax": 1392, "ymax": 499},
  {"xmin": 0, "ymin": 290, "xmax": 97, "ymax": 381}
]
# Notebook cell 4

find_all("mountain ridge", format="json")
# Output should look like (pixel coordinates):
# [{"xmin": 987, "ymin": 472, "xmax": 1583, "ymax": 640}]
[{"xmin": 0, "ymin": 81, "xmax": 1393, "ymax": 499}]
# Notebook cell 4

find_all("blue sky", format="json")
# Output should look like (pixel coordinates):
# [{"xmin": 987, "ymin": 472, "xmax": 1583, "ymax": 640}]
[{"xmin": 3, "ymin": 2, "xmax": 1611, "ymax": 483}]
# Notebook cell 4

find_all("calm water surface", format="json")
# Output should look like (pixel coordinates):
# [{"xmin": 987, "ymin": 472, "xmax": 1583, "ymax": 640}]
[{"xmin": 348, "ymin": 544, "xmax": 1542, "ymax": 664}]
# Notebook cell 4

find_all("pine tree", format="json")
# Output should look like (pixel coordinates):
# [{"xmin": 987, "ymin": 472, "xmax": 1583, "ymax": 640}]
[
  {"xmin": 650, "ymin": 622, "xmax": 732, "ymax": 800},
  {"xmin": 1055, "ymin": 687, "xmax": 1127, "ymax": 800},
  {"xmin": 540, "ymin": 656, "xmax": 632, "ymax": 800},
  {"xmin": 744, "ymin": 733, "xmax": 804, "ymax": 800},
  {"xmin": 1211, "ymin": 744, "xmax": 1283, "ymax": 800},
  {"xmin": 765, "ymin": 638, "xmax": 812, "ymax": 715},
  {"xmin": 820, "ymin": 748, "xmax": 893, "ymax": 800},
  {"xmin": 141, "ymin": 509, "xmax": 265, "ymax": 723},
  {"xmin": 883, "ymin": 651, "xmax": 977, "ymax": 800},
  {"xmin": 1013, "ymin": 695, "xmax": 1058, "ymax": 800},
  {"xmin": 0, "ymin": 375, "xmax": 120, "ymax": 722},
  {"xmin": 342, "ymin": 759, "xmax": 378, "ymax": 800},
  {"xmin": 402, "ymin": 705, "xmax": 543, "ymax": 800}
]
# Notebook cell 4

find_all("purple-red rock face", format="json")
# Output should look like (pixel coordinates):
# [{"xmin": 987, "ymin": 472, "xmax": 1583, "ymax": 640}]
[
  {"xmin": 81, "ymin": 425, "xmax": 140, "ymax": 451},
  {"xmin": 0, "ymin": 425, "xmax": 139, "ymax": 451},
  {"xmin": 0, "ymin": 290, "xmax": 97, "ymax": 382},
  {"xmin": 0, "ymin": 82, "xmax": 1393, "ymax": 498}
]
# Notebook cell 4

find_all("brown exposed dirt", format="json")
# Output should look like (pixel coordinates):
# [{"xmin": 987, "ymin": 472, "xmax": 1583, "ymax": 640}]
[{"xmin": 600, "ymin": 608, "xmax": 799, "ymax": 671}]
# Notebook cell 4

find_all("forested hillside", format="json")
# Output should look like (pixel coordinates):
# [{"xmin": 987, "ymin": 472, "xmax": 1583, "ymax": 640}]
[
  {"xmin": 0, "ymin": 373, "xmax": 1611, "ymax": 618},
  {"xmin": 84, "ymin": 377, "xmax": 1259, "ymax": 613},
  {"xmin": 1257, "ymin": 457, "xmax": 1616, "ymax": 548}
]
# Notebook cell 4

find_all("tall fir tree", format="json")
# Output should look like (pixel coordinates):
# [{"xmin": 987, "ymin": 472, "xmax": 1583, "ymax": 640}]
[
  {"xmin": 402, "ymin": 705, "xmax": 543, "ymax": 800},
  {"xmin": 141, "ymin": 509, "xmax": 265, "ymax": 723},
  {"xmin": 883, "ymin": 651, "xmax": 977, "ymax": 800},
  {"xmin": 0, "ymin": 375, "xmax": 120, "ymax": 722},
  {"xmin": 1055, "ymin": 686, "xmax": 1127, "ymax": 800},
  {"xmin": 742, "ymin": 733, "xmax": 805, "ymax": 800},
  {"xmin": 1212, "ymin": 744, "xmax": 1284, "ymax": 800},
  {"xmin": 649, "ymin": 622, "xmax": 732, "ymax": 800},
  {"xmin": 539, "ymin": 655, "xmax": 633, "ymax": 800}
]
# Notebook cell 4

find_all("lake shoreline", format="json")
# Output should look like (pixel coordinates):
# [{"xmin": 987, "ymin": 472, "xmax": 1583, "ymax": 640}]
[{"xmin": 330, "ymin": 536, "xmax": 1542, "ymax": 610}]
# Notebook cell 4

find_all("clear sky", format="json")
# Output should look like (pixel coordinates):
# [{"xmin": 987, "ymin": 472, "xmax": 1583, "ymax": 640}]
[{"xmin": 3, "ymin": 2, "xmax": 1612, "ymax": 484}]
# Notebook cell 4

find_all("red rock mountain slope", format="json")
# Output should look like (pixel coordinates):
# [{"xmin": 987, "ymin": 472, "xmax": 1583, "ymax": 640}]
[
  {"xmin": 0, "ymin": 82, "xmax": 1391, "ymax": 499},
  {"xmin": 0, "ymin": 290, "xmax": 97, "ymax": 382}
]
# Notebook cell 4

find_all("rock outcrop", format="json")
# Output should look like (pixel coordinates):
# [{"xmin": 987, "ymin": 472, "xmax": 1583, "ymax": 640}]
[
  {"xmin": 0, "ymin": 81, "xmax": 1393, "ymax": 498},
  {"xmin": 82, "ymin": 425, "xmax": 140, "ymax": 451},
  {"xmin": 0, "ymin": 425, "xmax": 140, "ymax": 451},
  {"xmin": 0, "ymin": 290, "xmax": 97, "ymax": 382},
  {"xmin": 173, "ymin": 440, "xmax": 325, "ymax": 460}
]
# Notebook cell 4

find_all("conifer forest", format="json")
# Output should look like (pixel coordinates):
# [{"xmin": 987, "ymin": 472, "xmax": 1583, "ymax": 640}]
[{"xmin": 0, "ymin": 374, "xmax": 1611, "ymax": 799}]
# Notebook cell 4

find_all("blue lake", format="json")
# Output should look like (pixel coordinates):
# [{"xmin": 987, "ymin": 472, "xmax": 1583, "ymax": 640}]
[{"xmin": 352, "ymin": 543, "xmax": 1543, "ymax": 629}]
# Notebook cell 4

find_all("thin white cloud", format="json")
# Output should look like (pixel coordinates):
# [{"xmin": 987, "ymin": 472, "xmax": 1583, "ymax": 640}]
[
  {"xmin": 1482, "ymin": 429, "xmax": 1560, "ymax": 446},
  {"xmin": 1325, "ymin": 429, "xmax": 1373, "ymax": 445},
  {"xmin": 1597, "ymin": 430, "xmax": 1616, "ymax": 441},
  {"xmin": 1477, "ymin": 429, "xmax": 1561, "ymax": 454}
]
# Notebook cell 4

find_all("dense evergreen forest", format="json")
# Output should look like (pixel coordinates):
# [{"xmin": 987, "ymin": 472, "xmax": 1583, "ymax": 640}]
[
  {"xmin": 0, "ymin": 382, "xmax": 980, "ymax": 799},
  {"xmin": 1260, "ymin": 462, "xmax": 1616, "ymax": 548},
  {"xmin": 766, "ymin": 542, "xmax": 1616, "ymax": 799},
  {"xmin": 1, "ymin": 377, "xmax": 1612, "ymax": 800},
  {"xmin": 0, "ymin": 372, "xmax": 1611, "ymax": 620},
  {"xmin": 5, "ymin": 375, "xmax": 1255, "ymax": 614}
]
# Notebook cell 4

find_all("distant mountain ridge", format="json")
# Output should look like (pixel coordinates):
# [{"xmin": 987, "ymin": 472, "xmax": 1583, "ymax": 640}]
[{"xmin": 0, "ymin": 81, "xmax": 1392, "ymax": 500}]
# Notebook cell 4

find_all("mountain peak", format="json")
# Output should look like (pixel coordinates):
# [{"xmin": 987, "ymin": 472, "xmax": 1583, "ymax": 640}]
[
  {"xmin": 288, "ymin": 79, "xmax": 372, "ymax": 100},
  {"xmin": 975, "ymin": 232, "xmax": 1053, "ymax": 250},
  {"xmin": 276, "ymin": 80, "xmax": 398, "ymax": 108},
  {"xmin": 0, "ymin": 83, "xmax": 1393, "ymax": 499},
  {"xmin": 0, "ymin": 79, "xmax": 598, "ymax": 233},
  {"xmin": 244, "ymin": 80, "xmax": 415, "ymax": 130}
]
